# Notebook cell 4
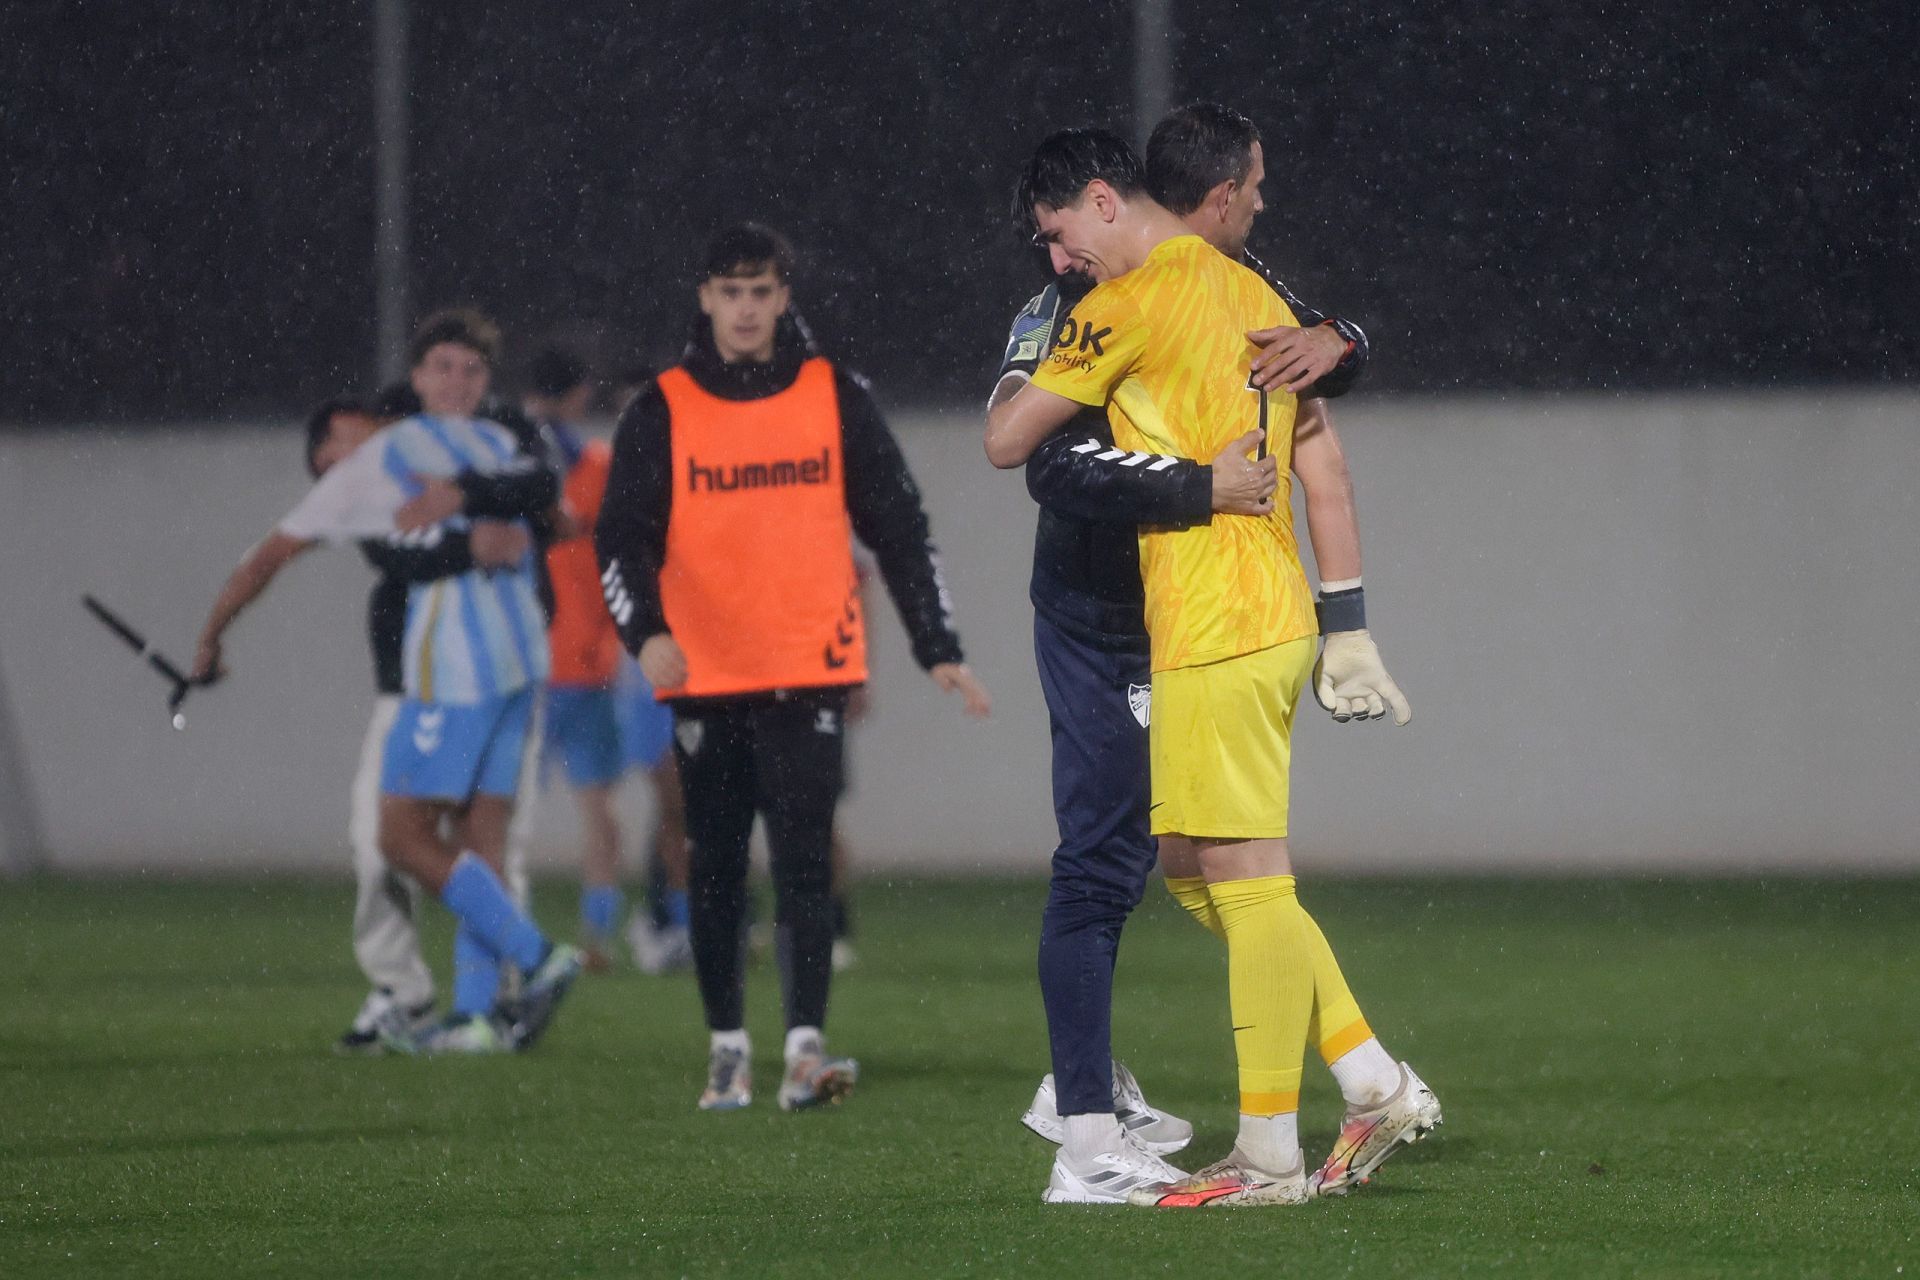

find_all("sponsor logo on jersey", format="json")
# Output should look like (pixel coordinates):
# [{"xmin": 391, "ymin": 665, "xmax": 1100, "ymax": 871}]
[
  {"xmin": 1053, "ymin": 317, "xmax": 1112, "ymax": 358},
  {"xmin": 686, "ymin": 450, "xmax": 832, "ymax": 493},
  {"xmin": 1128, "ymin": 683, "xmax": 1151, "ymax": 728}
]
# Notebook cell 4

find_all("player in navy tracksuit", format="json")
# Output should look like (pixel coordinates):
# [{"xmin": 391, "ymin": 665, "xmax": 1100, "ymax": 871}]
[{"xmin": 996, "ymin": 241, "xmax": 1372, "ymax": 1190}]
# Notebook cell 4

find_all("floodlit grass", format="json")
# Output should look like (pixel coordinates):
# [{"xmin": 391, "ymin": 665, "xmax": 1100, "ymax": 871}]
[{"xmin": 2, "ymin": 875, "xmax": 1915, "ymax": 1277}]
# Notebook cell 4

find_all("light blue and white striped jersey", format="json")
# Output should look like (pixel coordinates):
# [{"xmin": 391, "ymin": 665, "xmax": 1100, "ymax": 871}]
[{"xmin": 380, "ymin": 415, "xmax": 551, "ymax": 704}]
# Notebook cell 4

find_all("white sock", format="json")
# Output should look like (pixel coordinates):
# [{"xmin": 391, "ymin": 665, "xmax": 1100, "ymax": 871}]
[
  {"xmin": 710, "ymin": 1029, "xmax": 749, "ymax": 1055},
  {"xmin": 784, "ymin": 1025, "xmax": 823, "ymax": 1060},
  {"xmin": 1235, "ymin": 1112, "xmax": 1301, "ymax": 1175},
  {"xmin": 1329, "ymin": 1038, "xmax": 1402, "ymax": 1108},
  {"xmin": 1062, "ymin": 1112, "xmax": 1124, "ymax": 1164}
]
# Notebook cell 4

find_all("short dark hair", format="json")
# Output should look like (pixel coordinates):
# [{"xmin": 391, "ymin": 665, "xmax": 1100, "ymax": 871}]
[
  {"xmin": 371, "ymin": 380, "xmax": 421, "ymax": 421},
  {"xmin": 302, "ymin": 396, "xmax": 369, "ymax": 477},
  {"xmin": 703, "ymin": 223, "xmax": 794, "ymax": 282},
  {"xmin": 1146, "ymin": 102, "xmax": 1261, "ymax": 216},
  {"xmin": 1013, "ymin": 127, "xmax": 1148, "ymax": 238},
  {"xmin": 408, "ymin": 307, "xmax": 501, "ymax": 369},
  {"xmin": 528, "ymin": 348, "xmax": 588, "ymax": 398}
]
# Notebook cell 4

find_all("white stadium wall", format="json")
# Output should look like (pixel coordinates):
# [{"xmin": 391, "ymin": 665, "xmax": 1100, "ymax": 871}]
[{"xmin": 3, "ymin": 388, "xmax": 1917, "ymax": 877}]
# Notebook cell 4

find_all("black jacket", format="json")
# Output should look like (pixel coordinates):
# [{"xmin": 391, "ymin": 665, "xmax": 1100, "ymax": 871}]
[
  {"xmin": 1004, "ymin": 255, "xmax": 1368, "ymax": 654},
  {"xmin": 595, "ymin": 316, "xmax": 964, "ymax": 681}
]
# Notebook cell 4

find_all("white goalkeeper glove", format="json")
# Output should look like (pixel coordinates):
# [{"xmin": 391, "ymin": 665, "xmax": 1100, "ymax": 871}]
[{"xmin": 1313, "ymin": 629, "xmax": 1412, "ymax": 725}]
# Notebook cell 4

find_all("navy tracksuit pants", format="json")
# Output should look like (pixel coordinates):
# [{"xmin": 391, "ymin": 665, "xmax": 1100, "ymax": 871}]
[{"xmin": 1033, "ymin": 612, "xmax": 1159, "ymax": 1117}]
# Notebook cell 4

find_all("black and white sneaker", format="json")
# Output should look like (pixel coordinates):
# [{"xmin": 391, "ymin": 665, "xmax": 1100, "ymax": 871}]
[
  {"xmin": 504, "ymin": 945, "xmax": 584, "ymax": 1050},
  {"xmin": 334, "ymin": 988, "xmax": 435, "ymax": 1056}
]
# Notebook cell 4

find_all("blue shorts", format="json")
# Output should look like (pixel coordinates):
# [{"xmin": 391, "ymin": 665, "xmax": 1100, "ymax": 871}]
[
  {"xmin": 381, "ymin": 688, "xmax": 534, "ymax": 802},
  {"xmin": 615, "ymin": 661, "xmax": 674, "ymax": 770},
  {"xmin": 545, "ymin": 684, "xmax": 624, "ymax": 789}
]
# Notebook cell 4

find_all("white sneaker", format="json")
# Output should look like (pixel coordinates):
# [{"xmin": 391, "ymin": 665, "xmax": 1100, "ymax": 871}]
[
  {"xmin": 627, "ymin": 916, "xmax": 693, "ymax": 975},
  {"xmin": 777, "ymin": 1035, "xmax": 859, "ymax": 1111},
  {"xmin": 1308, "ymin": 1061, "xmax": 1443, "ymax": 1196},
  {"xmin": 1022, "ymin": 1062, "xmax": 1193, "ymax": 1155},
  {"xmin": 1043, "ymin": 1130, "xmax": 1188, "ymax": 1205},
  {"xmin": 1128, "ymin": 1152, "xmax": 1308, "ymax": 1208},
  {"xmin": 699, "ymin": 1045, "xmax": 752, "ymax": 1111}
]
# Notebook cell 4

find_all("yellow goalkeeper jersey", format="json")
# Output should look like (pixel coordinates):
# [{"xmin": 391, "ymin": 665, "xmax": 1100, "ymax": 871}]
[{"xmin": 1030, "ymin": 234, "xmax": 1317, "ymax": 671}]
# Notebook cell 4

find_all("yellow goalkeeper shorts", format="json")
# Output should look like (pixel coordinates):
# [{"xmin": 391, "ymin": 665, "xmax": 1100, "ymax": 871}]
[{"xmin": 1149, "ymin": 636, "xmax": 1317, "ymax": 839}]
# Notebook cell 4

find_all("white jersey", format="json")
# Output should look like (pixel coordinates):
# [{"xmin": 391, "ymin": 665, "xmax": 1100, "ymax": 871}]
[{"xmin": 278, "ymin": 414, "xmax": 551, "ymax": 704}]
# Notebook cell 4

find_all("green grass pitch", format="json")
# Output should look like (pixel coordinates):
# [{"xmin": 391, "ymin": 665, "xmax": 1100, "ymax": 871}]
[{"xmin": 3, "ymin": 875, "xmax": 1915, "ymax": 1277}]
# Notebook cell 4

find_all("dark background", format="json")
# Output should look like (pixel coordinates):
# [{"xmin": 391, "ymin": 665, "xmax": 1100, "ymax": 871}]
[{"xmin": 4, "ymin": 0, "xmax": 1914, "ymax": 422}]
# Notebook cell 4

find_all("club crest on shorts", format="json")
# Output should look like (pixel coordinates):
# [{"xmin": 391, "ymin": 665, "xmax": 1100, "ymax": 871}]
[
  {"xmin": 675, "ymin": 719, "xmax": 704, "ymax": 756},
  {"xmin": 1128, "ymin": 683, "xmax": 1151, "ymax": 728},
  {"xmin": 412, "ymin": 707, "xmax": 444, "ymax": 754},
  {"xmin": 814, "ymin": 708, "xmax": 839, "ymax": 735}
]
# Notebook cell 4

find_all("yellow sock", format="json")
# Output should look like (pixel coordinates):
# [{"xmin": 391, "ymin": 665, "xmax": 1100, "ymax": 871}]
[
  {"xmin": 1164, "ymin": 876, "xmax": 1225, "ymax": 941},
  {"xmin": 1209, "ymin": 874, "xmax": 1313, "ymax": 1117},
  {"xmin": 1301, "ymin": 907, "xmax": 1373, "ymax": 1067}
]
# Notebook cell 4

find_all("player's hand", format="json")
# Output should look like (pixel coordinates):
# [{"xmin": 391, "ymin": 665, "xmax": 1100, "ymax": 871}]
[
  {"xmin": 845, "ymin": 684, "xmax": 874, "ymax": 723},
  {"xmin": 929, "ymin": 662, "xmax": 992, "ymax": 719},
  {"xmin": 470, "ymin": 519, "xmax": 531, "ymax": 569},
  {"xmin": 394, "ymin": 477, "xmax": 465, "ymax": 532},
  {"xmin": 1210, "ymin": 430, "xmax": 1278, "ymax": 515},
  {"xmin": 1313, "ymin": 630, "xmax": 1412, "ymax": 725},
  {"xmin": 548, "ymin": 503, "xmax": 584, "ymax": 541},
  {"xmin": 1248, "ymin": 323, "xmax": 1349, "ymax": 394},
  {"xmin": 190, "ymin": 635, "xmax": 226, "ymax": 684},
  {"xmin": 639, "ymin": 633, "xmax": 688, "ymax": 692}
]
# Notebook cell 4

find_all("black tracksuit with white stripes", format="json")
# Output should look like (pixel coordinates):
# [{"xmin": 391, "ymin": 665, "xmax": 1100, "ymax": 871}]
[{"xmin": 1009, "ymin": 260, "xmax": 1368, "ymax": 1118}]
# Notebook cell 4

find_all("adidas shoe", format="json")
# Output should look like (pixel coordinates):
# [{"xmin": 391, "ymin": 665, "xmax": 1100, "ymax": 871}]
[
  {"xmin": 1128, "ymin": 1152, "xmax": 1309, "ymax": 1208},
  {"xmin": 505, "ymin": 944, "xmax": 585, "ymax": 1051},
  {"xmin": 334, "ymin": 988, "xmax": 435, "ymax": 1056},
  {"xmin": 1021, "ymin": 1062, "xmax": 1193, "ymax": 1155},
  {"xmin": 699, "ymin": 1045, "xmax": 752, "ymax": 1111},
  {"xmin": 1043, "ymin": 1130, "xmax": 1187, "ymax": 1205},
  {"xmin": 776, "ymin": 1036, "xmax": 859, "ymax": 1111},
  {"xmin": 1309, "ymin": 1061, "xmax": 1443, "ymax": 1196}
]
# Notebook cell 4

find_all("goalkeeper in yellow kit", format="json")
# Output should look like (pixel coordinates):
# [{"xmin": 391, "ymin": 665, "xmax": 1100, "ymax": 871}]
[{"xmin": 986, "ymin": 127, "xmax": 1438, "ymax": 1206}]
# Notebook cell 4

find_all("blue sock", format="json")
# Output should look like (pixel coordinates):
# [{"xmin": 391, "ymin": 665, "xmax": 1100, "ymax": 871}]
[
  {"xmin": 664, "ymin": 888, "xmax": 690, "ymax": 930},
  {"xmin": 581, "ymin": 885, "xmax": 623, "ymax": 940},
  {"xmin": 441, "ymin": 852, "xmax": 549, "ymax": 974},
  {"xmin": 452, "ymin": 924, "xmax": 502, "ymax": 1018}
]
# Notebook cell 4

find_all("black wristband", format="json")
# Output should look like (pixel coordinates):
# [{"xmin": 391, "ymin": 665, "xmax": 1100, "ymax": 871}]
[{"xmin": 1316, "ymin": 586, "xmax": 1367, "ymax": 634}]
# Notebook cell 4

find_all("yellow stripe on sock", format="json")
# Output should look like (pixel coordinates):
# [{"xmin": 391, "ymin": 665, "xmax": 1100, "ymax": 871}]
[
  {"xmin": 1319, "ymin": 1016, "xmax": 1374, "ymax": 1066},
  {"xmin": 1239, "ymin": 1090, "xmax": 1300, "ymax": 1116}
]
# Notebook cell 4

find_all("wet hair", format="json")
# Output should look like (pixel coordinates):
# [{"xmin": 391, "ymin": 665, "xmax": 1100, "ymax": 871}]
[
  {"xmin": 1146, "ymin": 102, "xmax": 1261, "ymax": 216},
  {"xmin": 528, "ymin": 348, "xmax": 588, "ymax": 398},
  {"xmin": 302, "ymin": 396, "xmax": 370, "ymax": 477},
  {"xmin": 703, "ymin": 223, "xmax": 794, "ymax": 282},
  {"xmin": 407, "ymin": 307, "xmax": 501, "ymax": 368},
  {"xmin": 1012, "ymin": 127, "xmax": 1148, "ymax": 238}
]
